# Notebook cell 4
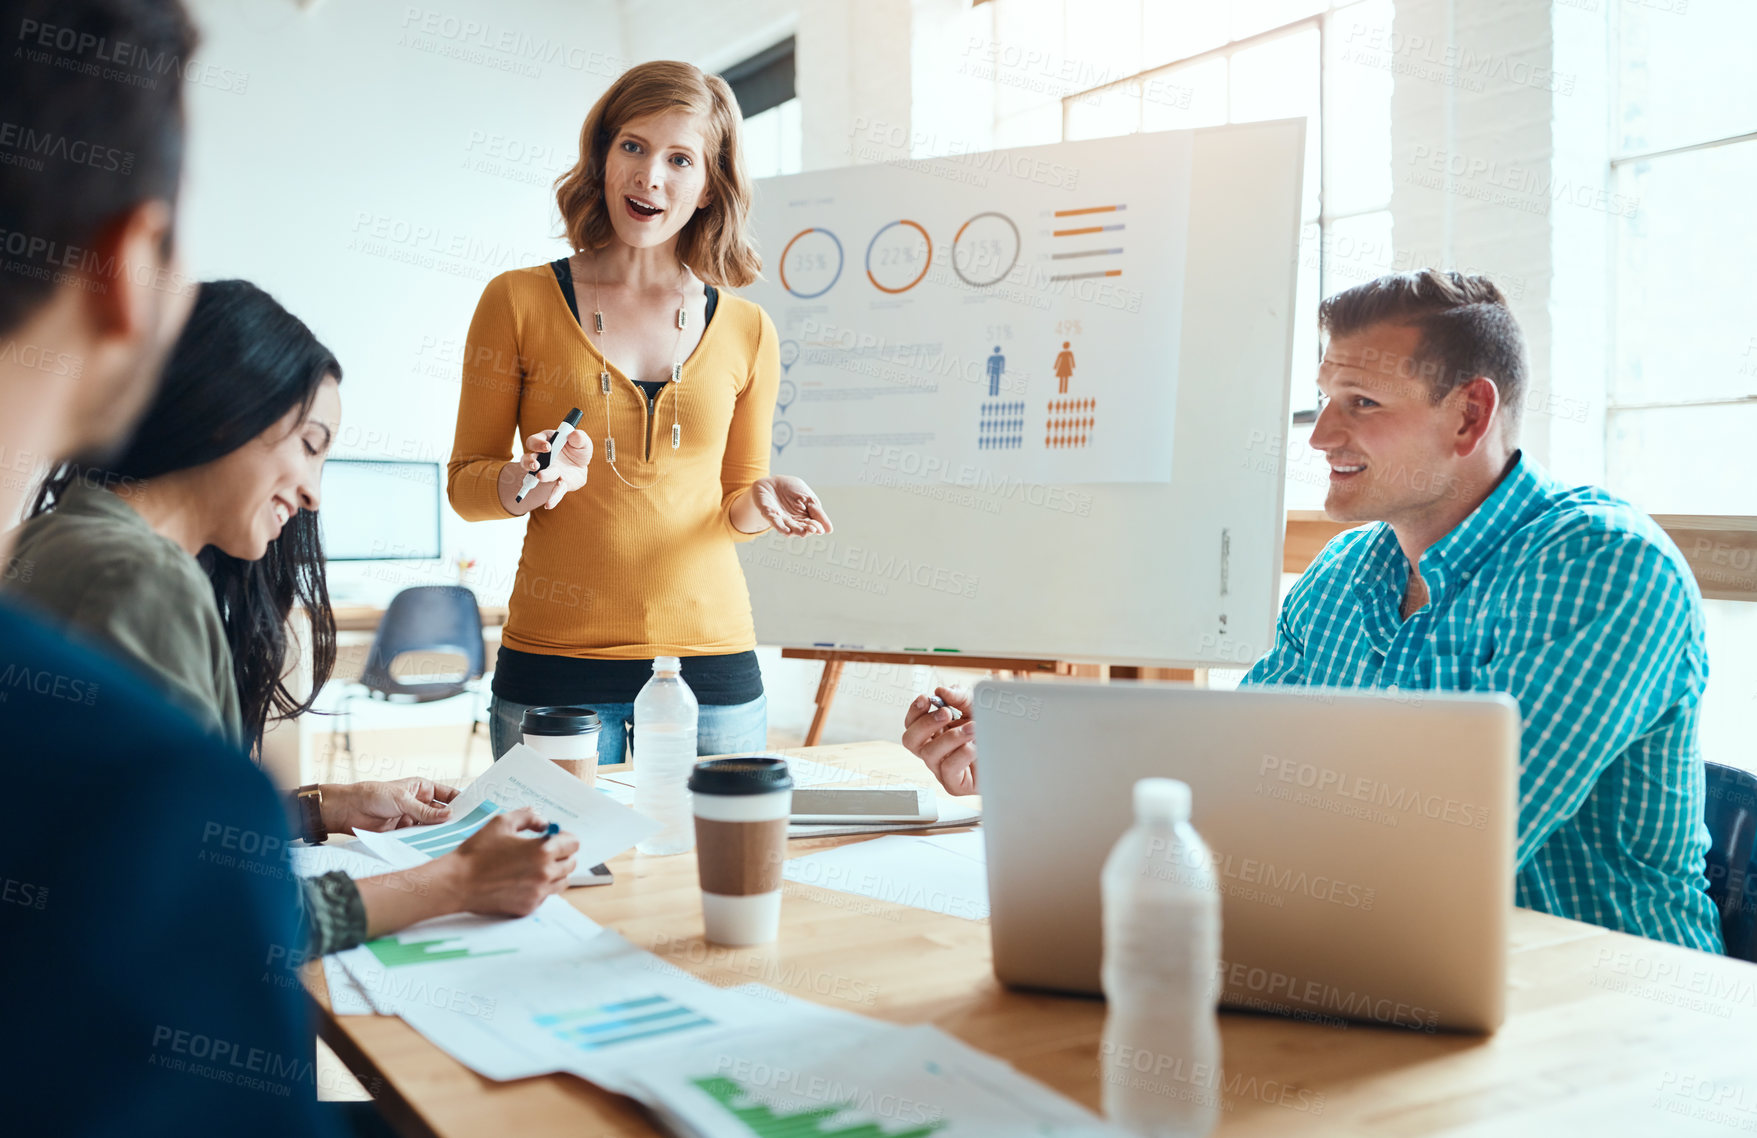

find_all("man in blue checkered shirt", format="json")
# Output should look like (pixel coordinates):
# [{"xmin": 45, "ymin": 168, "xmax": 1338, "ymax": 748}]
[{"xmin": 903, "ymin": 269, "xmax": 1721, "ymax": 953}]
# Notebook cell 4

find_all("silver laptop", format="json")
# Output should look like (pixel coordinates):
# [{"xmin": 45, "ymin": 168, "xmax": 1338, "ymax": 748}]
[{"xmin": 977, "ymin": 680, "xmax": 1518, "ymax": 1032}]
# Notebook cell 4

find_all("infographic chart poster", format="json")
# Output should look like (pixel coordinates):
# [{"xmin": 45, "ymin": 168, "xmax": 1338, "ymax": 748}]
[{"xmin": 743, "ymin": 130, "xmax": 1193, "ymax": 487}]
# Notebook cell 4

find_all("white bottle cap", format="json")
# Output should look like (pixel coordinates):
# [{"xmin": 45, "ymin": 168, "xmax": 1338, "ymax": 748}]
[
  {"xmin": 653, "ymin": 655, "xmax": 682, "ymax": 673},
  {"xmin": 1134, "ymin": 778, "xmax": 1190, "ymax": 824}
]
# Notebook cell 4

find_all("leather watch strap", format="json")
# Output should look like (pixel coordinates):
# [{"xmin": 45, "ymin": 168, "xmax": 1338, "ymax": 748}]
[{"xmin": 295, "ymin": 784, "xmax": 327, "ymax": 845}]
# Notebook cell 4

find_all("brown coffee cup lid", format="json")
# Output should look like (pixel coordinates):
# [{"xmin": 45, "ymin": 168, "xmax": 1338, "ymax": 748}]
[{"xmin": 689, "ymin": 756, "xmax": 793, "ymax": 795}]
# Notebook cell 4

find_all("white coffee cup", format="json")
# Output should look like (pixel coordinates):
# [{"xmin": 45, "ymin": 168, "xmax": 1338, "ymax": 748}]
[
  {"xmin": 689, "ymin": 756, "xmax": 794, "ymax": 946},
  {"xmin": 519, "ymin": 706, "xmax": 602, "ymax": 785}
]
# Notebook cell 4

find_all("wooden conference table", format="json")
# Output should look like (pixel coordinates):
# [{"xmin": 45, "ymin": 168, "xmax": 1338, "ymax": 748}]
[{"xmin": 306, "ymin": 742, "xmax": 1757, "ymax": 1138}]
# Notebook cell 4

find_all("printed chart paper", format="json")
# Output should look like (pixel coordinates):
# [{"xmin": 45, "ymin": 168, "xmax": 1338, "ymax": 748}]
[
  {"xmin": 315, "ymin": 767, "xmax": 1116, "ymax": 1134},
  {"xmin": 392, "ymin": 932, "xmax": 809, "ymax": 1089},
  {"xmin": 390, "ymin": 936, "xmax": 1126, "ymax": 1135},
  {"xmin": 745, "ymin": 131, "xmax": 1193, "ymax": 487},
  {"xmin": 290, "ymin": 840, "xmax": 401, "ymax": 1015},
  {"xmin": 351, "ymin": 744, "xmax": 659, "ymax": 879},
  {"xmin": 328, "ymin": 883, "xmax": 1121, "ymax": 1134},
  {"xmin": 628, "ymin": 1020, "xmax": 1127, "ymax": 1138},
  {"xmin": 334, "ymin": 894, "xmax": 603, "ymax": 1022}
]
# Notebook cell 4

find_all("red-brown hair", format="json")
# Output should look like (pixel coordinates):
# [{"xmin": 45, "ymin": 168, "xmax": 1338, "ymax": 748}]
[{"xmin": 554, "ymin": 61, "xmax": 762, "ymax": 288}]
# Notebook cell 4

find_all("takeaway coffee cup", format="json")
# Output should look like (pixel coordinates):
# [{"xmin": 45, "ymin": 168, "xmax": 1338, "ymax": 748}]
[
  {"xmin": 689, "ymin": 756, "xmax": 794, "ymax": 946},
  {"xmin": 520, "ymin": 706, "xmax": 602, "ymax": 784}
]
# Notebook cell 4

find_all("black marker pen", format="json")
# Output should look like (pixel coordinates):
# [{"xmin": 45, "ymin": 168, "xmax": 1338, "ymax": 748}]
[{"xmin": 515, "ymin": 407, "xmax": 583, "ymax": 503}]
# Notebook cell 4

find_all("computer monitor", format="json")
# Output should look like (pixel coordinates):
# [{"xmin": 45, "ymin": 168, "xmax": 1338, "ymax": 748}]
[{"xmin": 318, "ymin": 460, "xmax": 443, "ymax": 561}]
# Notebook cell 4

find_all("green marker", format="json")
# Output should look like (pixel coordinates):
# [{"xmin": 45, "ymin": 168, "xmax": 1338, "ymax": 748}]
[{"xmin": 932, "ymin": 647, "xmax": 960, "ymax": 653}]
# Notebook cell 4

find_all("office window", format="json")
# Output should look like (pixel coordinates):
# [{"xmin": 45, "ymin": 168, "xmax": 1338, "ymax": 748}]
[
  {"xmin": 1023, "ymin": 0, "xmax": 1391, "ymax": 508},
  {"xmin": 742, "ymin": 98, "xmax": 802, "ymax": 179},
  {"xmin": 724, "ymin": 38, "xmax": 800, "ymax": 179},
  {"xmin": 1610, "ymin": 1, "xmax": 1757, "ymax": 516},
  {"xmin": 1612, "ymin": 1, "xmax": 1757, "ymax": 774}
]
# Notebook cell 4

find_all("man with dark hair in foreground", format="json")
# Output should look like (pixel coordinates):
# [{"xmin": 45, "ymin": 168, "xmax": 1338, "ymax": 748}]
[
  {"xmin": 905, "ymin": 269, "xmax": 1721, "ymax": 953},
  {"xmin": 0, "ymin": 1, "xmax": 341, "ymax": 1132}
]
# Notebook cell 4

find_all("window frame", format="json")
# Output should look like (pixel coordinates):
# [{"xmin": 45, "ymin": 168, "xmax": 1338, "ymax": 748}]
[
  {"xmin": 721, "ymin": 36, "xmax": 796, "ymax": 121},
  {"xmin": 1606, "ymin": 127, "xmax": 1757, "ymax": 417},
  {"xmin": 1055, "ymin": 3, "xmax": 1390, "ymax": 424},
  {"xmin": 1606, "ymin": 0, "xmax": 1757, "ymax": 520}
]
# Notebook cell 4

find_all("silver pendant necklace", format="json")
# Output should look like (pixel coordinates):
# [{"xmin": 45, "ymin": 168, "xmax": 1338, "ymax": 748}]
[{"xmin": 590, "ymin": 261, "xmax": 689, "ymax": 490}]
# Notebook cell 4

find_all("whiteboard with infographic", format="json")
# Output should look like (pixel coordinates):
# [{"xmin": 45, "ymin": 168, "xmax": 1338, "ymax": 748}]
[
  {"xmin": 738, "ymin": 121, "xmax": 1305, "ymax": 667},
  {"xmin": 741, "ymin": 132, "xmax": 1192, "ymax": 486}
]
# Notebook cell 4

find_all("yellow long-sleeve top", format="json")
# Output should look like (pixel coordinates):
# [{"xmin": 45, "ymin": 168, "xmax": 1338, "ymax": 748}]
[{"xmin": 448, "ymin": 264, "xmax": 778, "ymax": 659}]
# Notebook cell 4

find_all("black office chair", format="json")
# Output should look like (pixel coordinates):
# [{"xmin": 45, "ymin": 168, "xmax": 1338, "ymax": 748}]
[
  {"xmin": 1704, "ymin": 761, "xmax": 1757, "ymax": 962},
  {"xmin": 333, "ymin": 586, "xmax": 488, "ymax": 771}
]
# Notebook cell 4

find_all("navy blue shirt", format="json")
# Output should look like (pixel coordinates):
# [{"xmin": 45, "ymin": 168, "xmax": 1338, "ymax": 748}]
[{"xmin": 0, "ymin": 598, "xmax": 338, "ymax": 1136}]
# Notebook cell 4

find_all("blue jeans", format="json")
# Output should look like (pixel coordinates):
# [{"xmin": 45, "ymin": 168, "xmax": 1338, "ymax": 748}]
[{"xmin": 488, "ymin": 693, "xmax": 768, "ymax": 765}]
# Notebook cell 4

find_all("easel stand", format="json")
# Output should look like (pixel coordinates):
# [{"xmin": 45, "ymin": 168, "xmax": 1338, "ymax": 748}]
[{"xmin": 781, "ymin": 647, "xmax": 1203, "ymax": 746}]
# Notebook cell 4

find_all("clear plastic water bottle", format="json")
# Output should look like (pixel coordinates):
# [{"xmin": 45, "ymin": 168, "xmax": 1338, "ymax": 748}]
[
  {"xmin": 1100, "ymin": 778, "xmax": 1222, "ymax": 1137},
  {"xmin": 633, "ymin": 656, "xmax": 698, "ymax": 855}
]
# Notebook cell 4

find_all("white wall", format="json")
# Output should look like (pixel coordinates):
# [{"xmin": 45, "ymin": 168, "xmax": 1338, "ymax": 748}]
[
  {"xmin": 181, "ymin": 0, "xmax": 626, "ymax": 605},
  {"xmin": 1389, "ymin": 0, "xmax": 1610, "ymax": 485}
]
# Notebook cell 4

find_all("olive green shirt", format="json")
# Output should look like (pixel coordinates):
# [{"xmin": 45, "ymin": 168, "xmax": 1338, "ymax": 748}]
[
  {"xmin": 6, "ymin": 481, "xmax": 243, "ymax": 743},
  {"xmin": 3, "ymin": 482, "xmax": 367, "ymax": 955}
]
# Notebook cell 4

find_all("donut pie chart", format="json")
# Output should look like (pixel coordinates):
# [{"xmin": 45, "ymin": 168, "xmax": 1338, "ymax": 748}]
[
  {"xmin": 779, "ymin": 228, "xmax": 844, "ymax": 299},
  {"xmin": 864, "ymin": 219, "xmax": 933, "ymax": 294},
  {"xmin": 952, "ymin": 211, "xmax": 1020, "ymax": 288}
]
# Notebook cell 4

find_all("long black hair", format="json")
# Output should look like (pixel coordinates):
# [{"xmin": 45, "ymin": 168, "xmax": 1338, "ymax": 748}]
[{"xmin": 30, "ymin": 279, "xmax": 341, "ymax": 754}]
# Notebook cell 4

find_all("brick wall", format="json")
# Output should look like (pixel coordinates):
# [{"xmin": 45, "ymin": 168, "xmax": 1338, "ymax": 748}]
[{"xmin": 1391, "ymin": 0, "xmax": 1609, "ymax": 483}]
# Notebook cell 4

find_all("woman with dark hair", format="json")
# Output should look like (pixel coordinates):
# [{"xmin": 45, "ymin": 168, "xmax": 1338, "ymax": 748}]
[
  {"xmin": 6, "ymin": 279, "xmax": 579, "ymax": 954},
  {"xmin": 23, "ymin": 277, "xmax": 341, "ymax": 750}
]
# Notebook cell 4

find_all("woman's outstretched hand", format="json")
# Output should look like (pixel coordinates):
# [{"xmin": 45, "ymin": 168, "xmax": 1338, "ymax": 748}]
[
  {"xmin": 747, "ymin": 475, "xmax": 833, "ymax": 536},
  {"xmin": 319, "ymin": 778, "xmax": 458, "ymax": 833}
]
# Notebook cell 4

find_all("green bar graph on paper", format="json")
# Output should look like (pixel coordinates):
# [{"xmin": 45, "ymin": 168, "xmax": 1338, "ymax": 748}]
[
  {"xmin": 364, "ymin": 933, "xmax": 517, "ymax": 968},
  {"xmin": 691, "ymin": 1077, "xmax": 949, "ymax": 1138}
]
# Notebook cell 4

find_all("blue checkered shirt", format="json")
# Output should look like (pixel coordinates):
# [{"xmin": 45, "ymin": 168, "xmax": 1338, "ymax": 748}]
[{"xmin": 1244, "ymin": 454, "xmax": 1722, "ymax": 952}]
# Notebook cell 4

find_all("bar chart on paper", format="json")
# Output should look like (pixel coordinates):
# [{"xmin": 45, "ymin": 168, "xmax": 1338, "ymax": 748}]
[
  {"xmin": 394, "ymin": 800, "xmax": 500, "ymax": 858},
  {"xmin": 364, "ymin": 933, "xmax": 518, "ymax": 968},
  {"xmin": 689, "ymin": 1075, "xmax": 950, "ymax": 1138},
  {"xmin": 535, "ymin": 995, "xmax": 716, "ymax": 1052}
]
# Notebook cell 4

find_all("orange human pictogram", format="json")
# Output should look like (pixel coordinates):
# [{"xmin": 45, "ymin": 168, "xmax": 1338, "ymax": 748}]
[
  {"xmin": 1044, "ymin": 398, "xmax": 1096, "ymax": 449},
  {"xmin": 1053, "ymin": 341, "xmax": 1076, "ymax": 394}
]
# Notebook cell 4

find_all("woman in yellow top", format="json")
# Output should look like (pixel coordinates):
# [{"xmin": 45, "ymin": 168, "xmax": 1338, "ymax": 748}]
[{"xmin": 449, "ymin": 60, "xmax": 831, "ymax": 765}]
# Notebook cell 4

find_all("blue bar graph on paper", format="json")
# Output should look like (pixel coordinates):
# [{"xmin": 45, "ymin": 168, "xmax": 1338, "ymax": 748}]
[
  {"xmin": 401, "ymin": 800, "xmax": 500, "ymax": 856},
  {"xmin": 533, "ymin": 994, "xmax": 715, "ymax": 1052}
]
